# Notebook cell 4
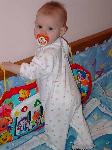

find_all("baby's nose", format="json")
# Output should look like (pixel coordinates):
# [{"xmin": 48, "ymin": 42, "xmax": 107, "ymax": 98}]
[{"xmin": 40, "ymin": 29, "xmax": 47, "ymax": 35}]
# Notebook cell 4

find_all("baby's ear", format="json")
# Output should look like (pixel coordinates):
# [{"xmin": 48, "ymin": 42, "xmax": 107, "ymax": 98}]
[{"xmin": 60, "ymin": 26, "xmax": 68, "ymax": 37}]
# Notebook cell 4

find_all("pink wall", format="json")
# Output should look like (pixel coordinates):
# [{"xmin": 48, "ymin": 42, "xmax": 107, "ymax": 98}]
[{"xmin": 0, "ymin": 0, "xmax": 112, "ymax": 61}]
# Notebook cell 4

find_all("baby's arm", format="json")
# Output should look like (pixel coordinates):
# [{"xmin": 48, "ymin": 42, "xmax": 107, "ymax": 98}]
[
  {"xmin": 1, "ymin": 61, "xmax": 36, "ymax": 80},
  {"xmin": 20, "ymin": 52, "xmax": 54, "ymax": 80},
  {"xmin": 1, "ymin": 62, "xmax": 20, "ymax": 75},
  {"xmin": 1, "ymin": 50, "xmax": 54, "ymax": 80}
]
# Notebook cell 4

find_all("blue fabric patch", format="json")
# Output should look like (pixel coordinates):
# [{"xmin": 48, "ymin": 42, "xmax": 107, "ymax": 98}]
[
  {"xmin": 86, "ymin": 106, "xmax": 112, "ymax": 126},
  {"xmin": 95, "ymin": 38, "xmax": 112, "ymax": 79},
  {"xmin": 73, "ymin": 46, "xmax": 98, "ymax": 81},
  {"xmin": 91, "ymin": 69, "xmax": 112, "ymax": 112},
  {"xmin": 93, "ymin": 134, "xmax": 112, "ymax": 150}
]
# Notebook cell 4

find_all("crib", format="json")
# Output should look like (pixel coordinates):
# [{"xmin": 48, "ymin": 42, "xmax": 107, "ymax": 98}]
[{"xmin": 0, "ymin": 28, "xmax": 112, "ymax": 150}]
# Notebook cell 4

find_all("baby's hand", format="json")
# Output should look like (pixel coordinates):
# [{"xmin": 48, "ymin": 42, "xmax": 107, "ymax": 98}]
[
  {"xmin": 1, "ymin": 62, "xmax": 14, "ymax": 71},
  {"xmin": 0, "ymin": 62, "xmax": 20, "ymax": 74}
]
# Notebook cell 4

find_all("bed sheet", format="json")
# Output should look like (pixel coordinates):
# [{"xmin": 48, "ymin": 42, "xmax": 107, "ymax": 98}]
[{"xmin": 0, "ymin": 71, "xmax": 112, "ymax": 150}]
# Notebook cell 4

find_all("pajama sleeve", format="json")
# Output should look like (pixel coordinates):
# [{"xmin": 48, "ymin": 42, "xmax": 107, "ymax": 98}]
[{"xmin": 20, "ymin": 52, "xmax": 54, "ymax": 80}]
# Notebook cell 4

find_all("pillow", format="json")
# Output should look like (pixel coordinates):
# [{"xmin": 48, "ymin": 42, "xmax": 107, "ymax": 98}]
[
  {"xmin": 73, "ymin": 46, "xmax": 99, "ymax": 81},
  {"xmin": 95, "ymin": 37, "xmax": 112, "ymax": 79}
]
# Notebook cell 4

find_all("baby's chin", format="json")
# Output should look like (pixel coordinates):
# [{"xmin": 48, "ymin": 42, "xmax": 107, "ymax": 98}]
[
  {"xmin": 47, "ymin": 40, "xmax": 55, "ymax": 45},
  {"xmin": 48, "ymin": 37, "xmax": 60, "ymax": 45}
]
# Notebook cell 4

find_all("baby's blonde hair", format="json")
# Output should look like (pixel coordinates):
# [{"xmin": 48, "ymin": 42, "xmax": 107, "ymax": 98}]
[{"xmin": 38, "ymin": 1, "xmax": 67, "ymax": 28}]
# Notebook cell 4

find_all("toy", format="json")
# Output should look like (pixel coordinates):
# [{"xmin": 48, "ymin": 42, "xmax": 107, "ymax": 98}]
[
  {"xmin": 0, "ymin": 66, "xmax": 45, "ymax": 145},
  {"xmin": 70, "ymin": 63, "xmax": 92, "ymax": 104}
]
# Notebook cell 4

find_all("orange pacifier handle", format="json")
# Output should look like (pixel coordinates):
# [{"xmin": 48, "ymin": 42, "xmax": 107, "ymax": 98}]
[{"xmin": 35, "ymin": 34, "xmax": 49, "ymax": 46}]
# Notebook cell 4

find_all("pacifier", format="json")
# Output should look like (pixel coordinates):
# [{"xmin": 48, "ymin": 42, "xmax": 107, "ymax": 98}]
[{"xmin": 35, "ymin": 34, "xmax": 49, "ymax": 46}]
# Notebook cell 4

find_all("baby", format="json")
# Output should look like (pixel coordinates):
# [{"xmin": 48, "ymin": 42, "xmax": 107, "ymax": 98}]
[{"xmin": 1, "ymin": 1, "xmax": 94, "ymax": 150}]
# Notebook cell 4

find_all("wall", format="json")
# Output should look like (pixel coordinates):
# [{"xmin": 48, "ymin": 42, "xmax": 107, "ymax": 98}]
[{"xmin": 0, "ymin": 0, "xmax": 112, "ymax": 61}]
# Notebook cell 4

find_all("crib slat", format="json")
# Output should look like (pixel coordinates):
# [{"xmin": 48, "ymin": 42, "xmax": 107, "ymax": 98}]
[{"xmin": 70, "ymin": 28, "xmax": 112, "ymax": 54}]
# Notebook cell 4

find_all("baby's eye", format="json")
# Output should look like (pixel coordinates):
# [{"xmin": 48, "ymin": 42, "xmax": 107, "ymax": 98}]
[
  {"xmin": 48, "ymin": 27, "xmax": 53, "ymax": 31},
  {"xmin": 38, "ymin": 25, "xmax": 42, "ymax": 29}
]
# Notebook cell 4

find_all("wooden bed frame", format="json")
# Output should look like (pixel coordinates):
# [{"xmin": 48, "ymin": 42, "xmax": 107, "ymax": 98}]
[{"xmin": 0, "ymin": 28, "xmax": 112, "ymax": 80}]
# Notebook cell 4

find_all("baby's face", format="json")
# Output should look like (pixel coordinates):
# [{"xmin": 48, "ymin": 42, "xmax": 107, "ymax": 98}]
[{"xmin": 34, "ymin": 13, "xmax": 65, "ymax": 45}]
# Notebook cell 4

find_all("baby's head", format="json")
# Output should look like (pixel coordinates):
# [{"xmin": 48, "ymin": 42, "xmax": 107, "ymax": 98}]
[{"xmin": 34, "ymin": 1, "xmax": 67, "ymax": 45}]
